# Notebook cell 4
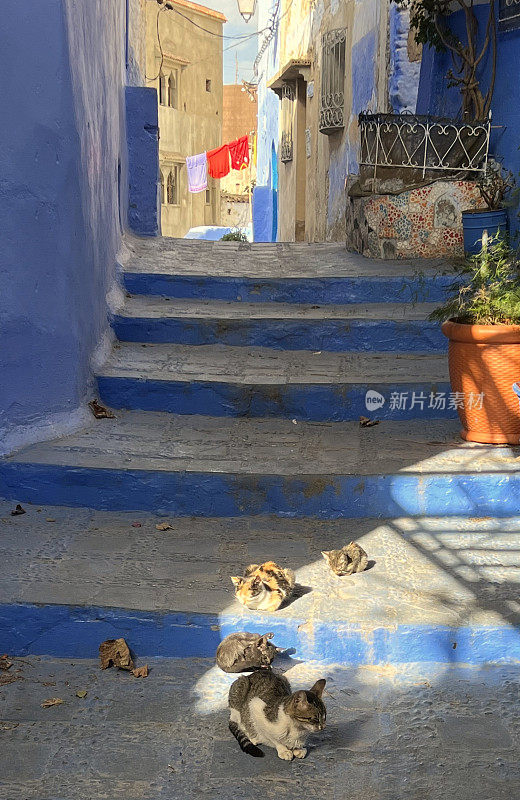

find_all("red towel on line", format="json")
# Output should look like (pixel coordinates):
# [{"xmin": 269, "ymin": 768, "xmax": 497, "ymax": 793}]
[
  {"xmin": 229, "ymin": 135, "xmax": 250, "ymax": 170},
  {"xmin": 207, "ymin": 144, "xmax": 230, "ymax": 178}
]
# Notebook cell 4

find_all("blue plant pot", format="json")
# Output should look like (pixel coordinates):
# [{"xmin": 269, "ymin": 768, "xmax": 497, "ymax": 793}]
[{"xmin": 462, "ymin": 208, "xmax": 508, "ymax": 254}]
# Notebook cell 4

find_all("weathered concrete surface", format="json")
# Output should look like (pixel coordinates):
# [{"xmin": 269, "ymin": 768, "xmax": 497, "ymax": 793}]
[
  {"xmin": 0, "ymin": 656, "xmax": 519, "ymax": 799},
  {"xmin": 2, "ymin": 500, "xmax": 520, "ymax": 629},
  {"xmin": 5, "ymin": 415, "xmax": 516, "ymax": 475},
  {"xmin": 124, "ymin": 235, "xmax": 451, "ymax": 278},
  {"xmin": 118, "ymin": 297, "xmax": 439, "ymax": 321},
  {"xmin": 99, "ymin": 342, "xmax": 450, "ymax": 385}
]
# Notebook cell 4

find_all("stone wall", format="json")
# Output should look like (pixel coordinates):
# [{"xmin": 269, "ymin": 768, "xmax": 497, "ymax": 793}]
[{"xmin": 346, "ymin": 180, "xmax": 484, "ymax": 259}]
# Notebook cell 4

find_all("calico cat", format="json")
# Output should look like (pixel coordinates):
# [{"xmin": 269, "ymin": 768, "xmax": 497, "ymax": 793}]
[
  {"xmin": 216, "ymin": 632, "xmax": 281, "ymax": 673},
  {"xmin": 322, "ymin": 541, "xmax": 369, "ymax": 576},
  {"xmin": 231, "ymin": 561, "xmax": 295, "ymax": 612},
  {"xmin": 228, "ymin": 669, "xmax": 326, "ymax": 760}
]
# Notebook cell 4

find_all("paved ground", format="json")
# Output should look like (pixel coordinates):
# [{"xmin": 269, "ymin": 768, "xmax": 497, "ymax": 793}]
[
  {"xmin": 2, "ymin": 500, "xmax": 520, "ymax": 628},
  {"xmin": 1, "ymin": 655, "xmax": 519, "ymax": 800},
  {"xmin": 98, "ymin": 343, "xmax": 450, "ymax": 384},
  {"xmin": 123, "ymin": 235, "xmax": 450, "ymax": 278},
  {"xmin": 7, "ymin": 414, "xmax": 520, "ymax": 475},
  {"xmin": 119, "ymin": 297, "xmax": 438, "ymax": 321}
]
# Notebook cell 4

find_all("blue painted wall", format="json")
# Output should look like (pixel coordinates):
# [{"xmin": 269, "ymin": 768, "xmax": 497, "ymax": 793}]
[
  {"xmin": 0, "ymin": 0, "xmax": 130, "ymax": 454},
  {"xmin": 389, "ymin": 5, "xmax": 421, "ymax": 113},
  {"xmin": 416, "ymin": 1, "xmax": 520, "ymax": 232},
  {"xmin": 253, "ymin": 0, "xmax": 280, "ymax": 242},
  {"xmin": 126, "ymin": 87, "xmax": 160, "ymax": 236}
]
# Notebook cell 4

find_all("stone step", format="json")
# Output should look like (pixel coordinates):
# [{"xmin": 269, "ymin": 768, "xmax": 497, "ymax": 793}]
[
  {"xmin": 1, "ymin": 413, "xmax": 519, "ymax": 517},
  {"xmin": 2, "ymin": 500, "xmax": 520, "ymax": 665},
  {"xmin": 97, "ymin": 343, "xmax": 452, "ymax": 420},
  {"xmin": 114, "ymin": 297, "xmax": 446, "ymax": 352},
  {"xmin": 122, "ymin": 236, "xmax": 454, "ymax": 303},
  {"xmin": 1, "ymin": 655, "xmax": 516, "ymax": 800}
]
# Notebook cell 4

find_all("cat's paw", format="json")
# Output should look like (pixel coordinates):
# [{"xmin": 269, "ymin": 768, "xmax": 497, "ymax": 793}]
[
  {"xmin": 276, "ymin": 747, "xmax": 294, "ymax": 761},
  {"xmin": 292, "ymin": 748, "xmax": 307, "ymax": 759}
]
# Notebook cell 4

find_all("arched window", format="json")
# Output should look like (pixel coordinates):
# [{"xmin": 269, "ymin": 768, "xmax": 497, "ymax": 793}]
[
  {"xmin": 159, "ymin": 72, "xmax": 166, "ymax": 105},
  {"xmin": 167, "ymin": 167, "xmax": 179, "ymax": 205},
  {"xmin": 168, "ymin": 71, "xmax": 178, "ymax": 108},
  {"xmin": 160, "ymin": 171, "xmax": 165, "ymax": 204}
]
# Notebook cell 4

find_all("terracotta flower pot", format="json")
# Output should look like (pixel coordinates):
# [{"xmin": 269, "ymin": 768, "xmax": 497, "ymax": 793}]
[{"xmin": 441, "ymin": 320, "xmax": 520, "ymax": 444}]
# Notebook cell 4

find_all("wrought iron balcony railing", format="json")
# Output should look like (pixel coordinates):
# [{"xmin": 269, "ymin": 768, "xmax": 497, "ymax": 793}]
[{"xmin": 358, "ymin": 113, "xmax": 491, "ymax": 179}]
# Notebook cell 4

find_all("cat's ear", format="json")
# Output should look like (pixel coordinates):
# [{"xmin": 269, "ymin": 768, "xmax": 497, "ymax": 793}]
[
  {"xmin": 230, "ymin": 576, "xmax": 243, "ymax": 587},
  {"xmin": 321, "ymin": 551, "xmax": 330, "ymax": 561},
  {"xmin": 258, "ymin": 632, "xmax": 274, "ymax": 646},
  {"xmin": 310, "ymin": 679, "xmax": 326, "ymax": 698},
  {"xmin": 293, "ymin": 690, "xmax": 308, "ymax": 706}
]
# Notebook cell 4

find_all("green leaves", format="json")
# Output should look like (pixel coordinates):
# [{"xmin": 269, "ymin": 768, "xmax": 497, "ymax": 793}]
[{"xmin": 429, "ymin": 235, "xmax": 520, "ymax": 325}]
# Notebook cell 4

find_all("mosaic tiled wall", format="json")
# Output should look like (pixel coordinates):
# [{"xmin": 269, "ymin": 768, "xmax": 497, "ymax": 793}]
[{"xmin": 346, "ymin": 180, "xmax": 484, "ymax": 259}]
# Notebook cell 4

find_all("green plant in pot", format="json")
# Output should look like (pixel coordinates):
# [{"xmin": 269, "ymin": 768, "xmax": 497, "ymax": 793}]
[
  {"xmin": 431, "ymin": 233, "xmax": 520, "ymax": 444},
  {"xmin": 462, "ymin": 161, "xmax": 516, "ymax": 255}
]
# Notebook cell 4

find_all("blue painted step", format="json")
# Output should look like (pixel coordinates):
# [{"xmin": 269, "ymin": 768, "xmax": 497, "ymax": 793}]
[
  {"xmin": 97, "ymin": 344, "xmax": 453, "ymax": 421},
  {"xmin": 4, "ymin": 602, "xmax": 520, "ymax": 665},
  {"xmin": 113, "ymin": 299, "xmax": 446, "ymax": 352},
  {"xmin": 123, "ymin": 272, "xmax": 454, "ymax": 305},
  {"xmin": 2, "ymin": 414, "xmax": 519, "ymax": 518}
]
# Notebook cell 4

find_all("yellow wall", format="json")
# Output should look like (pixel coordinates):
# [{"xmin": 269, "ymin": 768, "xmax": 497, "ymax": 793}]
[
  {"xmin": 273, "ymin": 0, "xmax": 388, "ymax": 242},
  {"xmin": 145, "ymin": 0, "xmax": 224, "ymax": 237}
]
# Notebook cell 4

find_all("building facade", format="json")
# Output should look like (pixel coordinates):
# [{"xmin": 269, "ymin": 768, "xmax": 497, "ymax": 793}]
[
  {"xmin": 254, "ymin": 0, "xmax": 421, "ymax": 242},
  {"xmin": 145, "ymin": 0, "xmax": 225, "ymax": 237},
  {"xmin": 221, "ymin": 83, "xmax": 258, "ymax": 228}
]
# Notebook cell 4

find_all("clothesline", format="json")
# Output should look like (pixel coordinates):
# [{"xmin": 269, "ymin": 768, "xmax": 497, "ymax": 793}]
[{"xmin": 186, "ymin": 132, "xmax": 257, "ymax": 194}]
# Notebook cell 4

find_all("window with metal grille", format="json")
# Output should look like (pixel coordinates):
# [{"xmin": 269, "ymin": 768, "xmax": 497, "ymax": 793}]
[
  {"xmin": 160, "ymin": 171, "xmax": 165, "ymax": 204},
  {"xmin": 159, "ymin": 72, "xmax": 166, "ymax": 106},
  {"xmin": 280, "ymin": 81, "xmax": 294, "ymax": 163},
  {"xmin": 168, "ymin": 70, "xmax": 178, "ymax": 108},
  {"xmin": 319, "ymin": 28, "xmax": 346, "ymax": 134},
  {"xmin": 167, "ymin": 166, "xmax": 180, "ymax": 205}
]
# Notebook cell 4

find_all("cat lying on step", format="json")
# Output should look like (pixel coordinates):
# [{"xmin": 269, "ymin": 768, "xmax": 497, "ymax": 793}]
[
  {"xmin": 216, "ymin": 632, "xmax": 281, "ymax": 673},
  {"xmin": 228, "ymin": 668, "xmax": 326, "ymax": 759},
  {"xmin": 322, "ymin": 541, "xmax": 369, "ymax": 576},
  {"xmin": 231, "ymin": 561, "xmax": 295, "ymax": 612}
]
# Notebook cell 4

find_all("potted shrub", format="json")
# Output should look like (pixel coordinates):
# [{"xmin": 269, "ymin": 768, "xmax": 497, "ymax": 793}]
[
  {"xmin": 431, "ymin": 234, "xmax": 520, "ymax": 444},
  {"xmin": 462, "ymin": 161, "xmax": 516, "ymax": 254}
]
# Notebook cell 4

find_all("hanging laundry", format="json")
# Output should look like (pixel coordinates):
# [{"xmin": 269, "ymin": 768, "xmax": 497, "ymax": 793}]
[
  {"xmin": 186, "ymin": 152, "xmax": 208, "ymax": 193},
  {"xmin": 229, "ymin": 135, "xmax": 250, "ymax": 171},
  {"xmin": 207, "ymin": 144, "xmax": 230, "ymax": 179}
]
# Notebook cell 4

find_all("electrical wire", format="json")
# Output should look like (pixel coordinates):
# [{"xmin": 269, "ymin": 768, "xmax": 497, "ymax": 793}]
[
  {"xmin": 165, "ymin": 2, "xmax": 266, "ymax": 40},
  {"xmin": 145, "ymin": 5, "xmax": 167, "ymax": 81}
]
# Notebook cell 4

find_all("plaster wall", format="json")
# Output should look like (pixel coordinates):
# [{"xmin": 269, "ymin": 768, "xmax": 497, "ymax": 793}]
[
  {"xmin": 416, "ymin": 2, "xmax": 520, "ymax": 233},
  {"xmin": 145, "ymin": 1, "xmax": 224, "ymax": 237},
  {"xmin": 253, "ymin": 0, "xmax": 280, "ymax": 241},
  {"xmin": 0, "ymin": 0, "xmax": 135, "ymax": 455}
]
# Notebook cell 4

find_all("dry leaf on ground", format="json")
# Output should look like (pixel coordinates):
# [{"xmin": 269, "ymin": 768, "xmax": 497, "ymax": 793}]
[
  {"xmin": 41, "ymin": 697, "xmax": 64, "ymax": 708},
  {"xmin": 131, "ymin": 522, "xmax": 142, "ymax": 528},
  {"xmin": 10, "ymin": 504, "xmax": 26, "ymax": 516},
  {"xmin": 99, "ymin": 638, "xmax": 134, "ymax": 671},
  {"xmin": 132, "ymin": 665, "xmax": 149, "ymax": 678},
  {"xmin": 76, "ymin": 690, "xmax": 88, "ymax": 698},
  {"xmin": 0, "ymin": 673, "xmax": 21, "ymax": 686},
  {"xmin": 359, "ymin": 416, "xmax": 380, "ymax": 428},
  {"xmin": 0, "ymin": 655, "xmax": 13, "ymax": 671},
  {"xmin": 88, "ymin": 399, "xmax": 115, "ymax": 419},
  {"xmin": 155, "ymin": 522, "xmax": 173, "ymax": 531}
]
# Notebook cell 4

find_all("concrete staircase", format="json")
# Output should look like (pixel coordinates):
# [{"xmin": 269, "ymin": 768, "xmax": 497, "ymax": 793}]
[{"xmin": 2, "ymin": 237, "xmax": 520, "ymax": 664}]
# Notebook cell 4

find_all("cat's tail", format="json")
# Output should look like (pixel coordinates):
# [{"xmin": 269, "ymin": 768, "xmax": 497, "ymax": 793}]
[{"xmin": 228, "ymin": 721, "xmax": 264, "ymax": 757}]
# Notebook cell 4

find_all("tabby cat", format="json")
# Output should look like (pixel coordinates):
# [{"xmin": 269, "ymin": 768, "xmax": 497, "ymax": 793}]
[
  {"xmin": 322, "ymin": 541, "xmax": 369, "ymax": 576},
  {"xmin": 228, "ymin": 668, "xmax": 326, "ymax": 760},
  {"xmin": 216, "ymin": 631, "xmax": 280, "ymax": 673},
  {"xmin": 231, "ymin": 561, "xmax": 295, "ymax": 612}
]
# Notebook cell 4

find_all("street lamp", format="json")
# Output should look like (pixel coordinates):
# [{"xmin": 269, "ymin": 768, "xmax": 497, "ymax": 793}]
[{"xmin": 236, "ymin": 0, "xmax": 256, "ymax": 22}]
